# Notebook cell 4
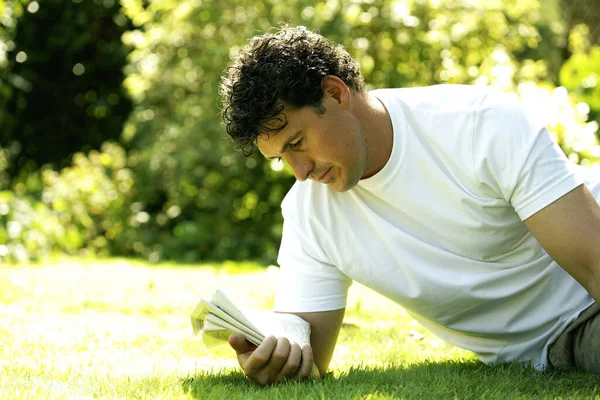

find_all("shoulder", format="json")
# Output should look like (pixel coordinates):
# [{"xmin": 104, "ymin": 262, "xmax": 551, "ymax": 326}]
[
  {"xmin": 474, "ymin": 90, "xmax": 545, "ymax": 136},
  {"xmin": 370, "ymin": 84, "xmax": 495, "ymax": 113},
  {"xmin": 371, "ymin": 86, "xmax": 544, "ymax": 143}
]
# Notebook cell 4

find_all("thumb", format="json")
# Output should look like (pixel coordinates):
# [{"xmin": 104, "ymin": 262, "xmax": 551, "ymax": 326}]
[{"xmin": 228, "ymin": 334, "xmax": 257, "ymax": 355}]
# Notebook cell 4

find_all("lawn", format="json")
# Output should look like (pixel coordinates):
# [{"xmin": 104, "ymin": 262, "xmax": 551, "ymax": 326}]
[{"xmin": 0, "ymin": 258, "xmax": 598, "ymax": 399}]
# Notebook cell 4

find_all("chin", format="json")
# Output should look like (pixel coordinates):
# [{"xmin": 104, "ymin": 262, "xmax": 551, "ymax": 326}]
[
  {"xmin": 332, "ymin": 176, "xmax": 357, "ymax": 192},
  {"xmin": 331, "ymin": 184, "xmax": 347, "ymax": 192}
]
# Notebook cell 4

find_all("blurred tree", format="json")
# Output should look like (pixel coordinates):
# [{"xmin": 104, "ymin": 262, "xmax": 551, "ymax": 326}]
[
  {"xmin": 119, "ymin": 0, "xmax": 570, "ymax": 263},
  {"xmin": 536, "ymin": 0, "xmax": 600, "ymax": 130},
  {"xmin": 560, "ymin": 0, "xmax": 600, "ymax": 51},
  {"xmin": 120, "ymin": 0, "xmax": 297, "ymax": 263},
  {"xmin": 559, "ymin": 24, "xmax": 600, "ymax": 127},
  {"xmin": 0, "ymin": 0, "xmax": 22, "ymax": 190},
  {"xmin": 0, "ymin": 0, "xmax": 132, "ymax": 181}
]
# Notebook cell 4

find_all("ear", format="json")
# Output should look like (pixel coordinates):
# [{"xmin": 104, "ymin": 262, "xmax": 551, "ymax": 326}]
[{"xmin": 322, "ymin": 76, "xmax": 351, "ymax": 108}]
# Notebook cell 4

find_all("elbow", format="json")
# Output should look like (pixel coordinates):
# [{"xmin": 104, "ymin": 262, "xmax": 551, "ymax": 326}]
[
  {"xmin": 589, "ymin": 260, "xmax": 600, "ymax": 303},
  {"xmin": 578, "ymin": 256, "xmax": 600, "ymax": 304}
]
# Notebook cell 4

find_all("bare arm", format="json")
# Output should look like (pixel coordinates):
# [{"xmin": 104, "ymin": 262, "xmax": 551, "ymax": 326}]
[
  {"xmin": 524, "ymin": 184, "xmax": 600, "ymax": 302},
  {"xmin": 229, "ymin": 307, "xmax": 345, "ymax": 384}
]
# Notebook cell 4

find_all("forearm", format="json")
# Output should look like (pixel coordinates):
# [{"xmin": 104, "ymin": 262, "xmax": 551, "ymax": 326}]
[{"xmin": 277, "ymin": 308, "xmax": 345, "ymax": 377}]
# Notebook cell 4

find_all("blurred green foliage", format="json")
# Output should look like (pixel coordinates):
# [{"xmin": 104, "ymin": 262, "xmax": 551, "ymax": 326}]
[
  {"xmin": 41, "ymin": 142, "xmax": 135, "ymax": 255},
  {"xmin": 0, "ymin": 190, "xmax": 63, "ymax": 262},
  {"xmin": 559, "ymin": 0, "xmax": 600, "ymax": 49},
  {"xmin": 0, "ymin": 143, "xmax": 134, "ymax": 262},
  {"xmin": 560, "ymin": 24, "xmax": 600, "ymax": 123},
  {"xmin": 0, "ymin": 0, "xmax": 599, "ymax": 264}
]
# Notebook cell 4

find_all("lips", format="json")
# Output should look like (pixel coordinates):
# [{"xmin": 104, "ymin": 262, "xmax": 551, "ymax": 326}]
[{"xmin": 318, "ymin": 167, "xmax": 332, "ymax": 182}]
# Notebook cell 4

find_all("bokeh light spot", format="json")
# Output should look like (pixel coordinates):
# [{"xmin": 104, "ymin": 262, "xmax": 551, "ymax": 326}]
[
  {"xmin": 27, "ymin": 1, "xmax": 39, "ymax": 13},
  {"xmin": 16, "ymin": 51, "xmax": 27, "ymax": 63},
  {"xmin": 73, "ymin": 63, "xmax": 85, "ymax": 76}
]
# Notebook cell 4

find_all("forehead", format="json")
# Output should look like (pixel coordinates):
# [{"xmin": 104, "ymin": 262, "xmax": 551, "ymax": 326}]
[
  {"xmin": 256, "ymin": 128, "xmax": 297, "ymax": 157},
  {"xmin": 256, "ymin": 131, "xmax": 281, "ymax": 153},
  {"xmin": 256, "ymin": 107, "xmax": 308, "ymax": 153}
]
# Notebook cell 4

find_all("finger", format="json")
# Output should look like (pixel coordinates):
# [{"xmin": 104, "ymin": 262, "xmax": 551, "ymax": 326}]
[
  {"xmin": 228, "ymin": 334, "xmax": 257, "ymax": 355},
  {"xmin": 279, "ymin": 342, "xmax": 302, "ymax": 380},
  {"xmin": 298, "ymin": 344, "xmax": 315, "ymax": 379},
  {"xmin": 265, "ymin": 336, "xmax": 290, "ymax": 375},
  {"xmin": 245, "ymin": 336, "xmax": 278, "ymax": 375}
]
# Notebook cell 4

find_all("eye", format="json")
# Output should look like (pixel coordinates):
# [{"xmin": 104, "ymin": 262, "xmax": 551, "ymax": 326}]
[{"xmin": 291, "ymin": 138, "xmax": 303, "ymax": 150}]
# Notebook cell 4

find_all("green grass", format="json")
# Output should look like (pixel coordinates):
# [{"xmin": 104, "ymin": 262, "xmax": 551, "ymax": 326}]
[{"xmin": 1, "ymin": 258, "xmax": 598, "ymax": 399}]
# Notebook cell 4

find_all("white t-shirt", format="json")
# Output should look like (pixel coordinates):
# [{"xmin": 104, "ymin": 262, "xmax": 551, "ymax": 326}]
[{"xmin": 273, "ymin": 84, "xmax": 599, "ymax": 369}]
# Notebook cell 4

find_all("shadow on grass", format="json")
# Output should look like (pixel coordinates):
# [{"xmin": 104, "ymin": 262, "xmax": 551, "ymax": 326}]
[{"xmin": 182, "ymin": 361, "xmax": 600, "ymax": 399}]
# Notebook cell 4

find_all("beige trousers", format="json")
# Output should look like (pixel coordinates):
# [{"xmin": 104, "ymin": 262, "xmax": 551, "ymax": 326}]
[{"xmin": 548, "ymin": 303, "xmax": 600, "ymax": 373}]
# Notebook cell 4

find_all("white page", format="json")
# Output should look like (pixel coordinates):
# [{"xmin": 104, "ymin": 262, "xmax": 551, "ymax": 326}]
[
  {"xmin": 209, "ymin": 290, "xmax": 262, "ymax": 335},
  {"xmin": 191, "ymin": 298, "xmax": 263, "ymax": 339},
  {"xmin": 204, "ymin": 313, "xmax": 264, "ymax": 346}
]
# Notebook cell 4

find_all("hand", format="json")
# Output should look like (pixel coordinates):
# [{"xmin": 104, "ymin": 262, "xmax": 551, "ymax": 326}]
[{"xmin": 228, "ymin": 334, "xmax": 317, "ymax": 385}]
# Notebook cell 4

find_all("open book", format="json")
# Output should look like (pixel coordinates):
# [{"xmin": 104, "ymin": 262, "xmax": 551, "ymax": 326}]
[{"xmin": 190, "ymin": 289, "xmax": 313, "ymax": 349}]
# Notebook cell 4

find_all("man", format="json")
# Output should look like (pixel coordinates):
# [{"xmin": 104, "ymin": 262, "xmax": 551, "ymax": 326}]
[{"xmin": 219, "ymin": 25, "xmax": 600, "ymax": 385}]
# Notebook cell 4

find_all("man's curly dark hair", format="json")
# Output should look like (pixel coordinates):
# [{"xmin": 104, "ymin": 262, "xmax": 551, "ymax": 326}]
[{"xmin": 220, "ymin": 25, "xmax": 365, "ymax": 156}]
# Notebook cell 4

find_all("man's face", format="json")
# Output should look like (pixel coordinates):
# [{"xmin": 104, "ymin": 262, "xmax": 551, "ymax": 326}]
[{"xmin": 256, "ymin": 96, "xmax": 368, "ymax": 192}]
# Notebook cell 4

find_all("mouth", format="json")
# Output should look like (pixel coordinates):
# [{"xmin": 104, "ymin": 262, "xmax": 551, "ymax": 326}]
[{"xmin": 318, "ymin": 167, "xmax": 332, "ymax": 182}]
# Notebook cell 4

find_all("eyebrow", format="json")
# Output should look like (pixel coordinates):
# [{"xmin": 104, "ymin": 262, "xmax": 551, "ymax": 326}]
[{"xmin": 265, "ymin": 130, "xmax": 303, "ymax": 160}]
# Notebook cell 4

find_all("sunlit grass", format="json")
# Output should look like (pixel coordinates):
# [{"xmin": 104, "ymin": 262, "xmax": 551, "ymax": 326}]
[{"xmin": 1, "ymin": 258, "xmax": 599, "ymax": 399}]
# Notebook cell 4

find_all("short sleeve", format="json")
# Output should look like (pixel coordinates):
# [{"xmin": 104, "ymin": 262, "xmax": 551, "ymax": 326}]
[
  {"xmin": 273, "ymin": 209, "xmax": 352, "ymax": 313},
  {"xmin": 472, "ymin": 93, "xmax": 584, "ymax": 221}
]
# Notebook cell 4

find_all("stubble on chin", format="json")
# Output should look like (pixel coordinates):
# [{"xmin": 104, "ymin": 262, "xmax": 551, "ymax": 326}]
[{"xmin": 335, "ymin": 171, "xmax": 360, "ymax": 193}]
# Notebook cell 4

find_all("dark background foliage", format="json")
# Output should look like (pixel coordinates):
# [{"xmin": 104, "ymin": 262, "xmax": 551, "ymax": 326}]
[{"xmin": 1, "ymin": 0, "xmax": 132, "ymax": 182}]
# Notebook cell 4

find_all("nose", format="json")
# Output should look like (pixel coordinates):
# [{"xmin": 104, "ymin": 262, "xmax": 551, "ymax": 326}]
[{"xmin": 283, "ymin": 153, "xmax": 313, "ymax": 181}]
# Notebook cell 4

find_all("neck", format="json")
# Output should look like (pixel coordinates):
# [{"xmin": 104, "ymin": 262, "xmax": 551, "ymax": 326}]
[{"xmin": 354, "ymin": 92, "xmax": 393, "ymax": 179}]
